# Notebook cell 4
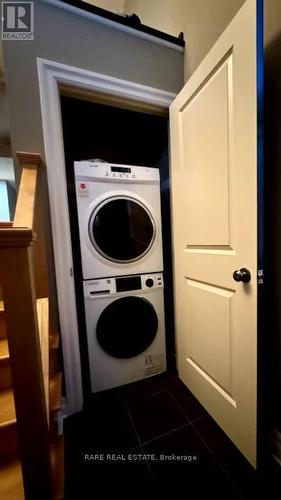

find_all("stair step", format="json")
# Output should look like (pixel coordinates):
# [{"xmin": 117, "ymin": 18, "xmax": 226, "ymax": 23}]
[
  {"xmin": 0, "ymin": 302, "xmax": 6, "ymax": 340},
  {"xmin": 0, "ymin": 436, "xmax": 64, "ymax": 500},
  {"xmin": 0, "ymin": 421, "xmax": 19, "ymax": 461},
  {"xmin": 0, "ymin": 390, "xmax": 16, "ymax": 428},
  {"xmin": 0, "ymin": 333, "xmax": 61, "ymax": 388},
  {"xmin": 0, "ymin": 390, "xmax": 18, "ymax": 460},
  {"xmin": 0, "ymin": 339, "xmax": 9, "ymax": 360},
  {"xmin": 0, "ymin": 460, "xmax": 24, "ymax": 500},
  {"xmin": 0, "ymin": 222, "xmax": 13, "ymax": 228},
  {"xmin": 0, "ymin": 339, "xmax": 12, "ymax": 391},
  {"xmin": 0, "ymin": 318, "xmax": 12, "ymax": 391},
  {"xmin": 0, "ymin": 377, "xmax": 63, "ymax": 496},
  {"xmin": 0, "ymin": 371, "xmax": 61, "ymax": 431},
  {"xmin": 0, "ymin": 361, "xmax": 12, "ymax": 392}
]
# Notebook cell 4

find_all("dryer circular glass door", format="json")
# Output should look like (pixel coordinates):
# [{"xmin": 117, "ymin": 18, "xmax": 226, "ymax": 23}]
[
  {"xmin": 88, "ymin": 196, "xmax": 155, "ymax": 263},
  {"xmin": 96, "ymin": 296, "xmax": 158, "ymax": 358}
]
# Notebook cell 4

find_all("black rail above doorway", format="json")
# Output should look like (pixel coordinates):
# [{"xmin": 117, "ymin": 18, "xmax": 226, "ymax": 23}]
[{"xmin": 56, "ymin": 0, "xmax": 185, "ymax": 48}]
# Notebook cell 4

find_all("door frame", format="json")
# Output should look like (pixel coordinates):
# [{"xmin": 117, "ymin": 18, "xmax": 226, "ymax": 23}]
[
  {"xmin": 256, "ymin": 0, "xmax": 265, "ymax": 470},
  {"xmin": 37, "ymin": 57, "xmax": 176, "ymax": 415}
]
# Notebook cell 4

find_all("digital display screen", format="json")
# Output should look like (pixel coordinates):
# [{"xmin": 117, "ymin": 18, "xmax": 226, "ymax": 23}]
[
  {"xmin": 111, "ymin": 166, "xmax": 131, "ymax": 173},
  {"xmin": 116, "ymin": 276, "xmax": 141, "ymax": 292}
]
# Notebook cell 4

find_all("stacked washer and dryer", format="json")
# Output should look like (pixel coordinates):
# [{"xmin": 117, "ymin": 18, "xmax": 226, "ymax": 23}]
[{"xmin": 74, "ymin": 161, "xmax": 167, "ymax": 393}]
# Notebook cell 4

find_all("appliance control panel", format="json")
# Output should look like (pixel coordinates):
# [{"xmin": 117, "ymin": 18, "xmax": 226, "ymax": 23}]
[
  {"xmin": 74, "ymin": 161, "xmax": 160, "ymax": 183},
  {"xmin": 84, "ymin": 273, "xmax": 163, "ymax": 298}
]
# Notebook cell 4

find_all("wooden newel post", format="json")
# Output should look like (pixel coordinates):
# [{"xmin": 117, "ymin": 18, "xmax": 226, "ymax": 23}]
[{"xmin": 0, "ymin": 229, "xmax": 52, "ymax": 500}]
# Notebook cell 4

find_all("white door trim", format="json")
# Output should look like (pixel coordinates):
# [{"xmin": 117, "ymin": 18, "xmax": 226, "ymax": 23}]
[{"xmin": 37, "ymin": 57, "xmax": 176, "ymax": 415}]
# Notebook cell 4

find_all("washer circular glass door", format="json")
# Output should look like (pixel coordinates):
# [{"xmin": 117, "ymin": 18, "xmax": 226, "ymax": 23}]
[
  {"xmin": 96, "ymin": 296, "xmax": 158, "ymax": 358},
  {"xmin": 88, "ymin": 196, "xmax": 155, "ymax": 263}
]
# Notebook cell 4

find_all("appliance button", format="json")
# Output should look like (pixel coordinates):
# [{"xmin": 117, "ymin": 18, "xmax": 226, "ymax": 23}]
[
  {"xmin": 145, "ymin": 278, "xmax": 154, "ymax": 288},
  {"xmin": 132, "ymin": 174, "xmax": 136, "ymax": 178}
]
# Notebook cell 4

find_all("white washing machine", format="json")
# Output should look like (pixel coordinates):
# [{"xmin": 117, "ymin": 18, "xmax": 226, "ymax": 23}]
[
  {"xmin": 83, "ymin": 272, "xmax": 166, "ymax": 393},
  {"xmin": 74, "ymin": 161, "xmax": 163, "ymax": 279}
]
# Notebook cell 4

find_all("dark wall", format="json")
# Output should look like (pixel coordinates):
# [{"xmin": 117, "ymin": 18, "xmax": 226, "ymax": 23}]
[
  {"xmin": 60, "ymin": 97, "xmax": 169, "ymax": 167},
  {"xmin": 264, "ymin": 32, "xmax": 281, "ymax": 436},
  {"xmin": 264, "ymin": 0, "xmax": 281, "ymax": 464}
]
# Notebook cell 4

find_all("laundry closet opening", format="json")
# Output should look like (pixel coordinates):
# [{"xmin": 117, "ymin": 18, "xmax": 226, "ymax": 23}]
[{"xmin": 60, "ymin": 91, "xmax": 175, "ymax": 398}]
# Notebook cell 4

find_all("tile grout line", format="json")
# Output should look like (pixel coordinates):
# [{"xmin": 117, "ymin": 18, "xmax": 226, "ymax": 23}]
[
  {"xmin": 127, "ymin": 388, "xmax": 191, "ymax": 447},
  {"xmin": 189, "ymin": 416, "xmax": 255, "ymax": 497},
  {"xmin": 141, "ymin": 422, "xmax": 191, "ymax": 447},
  {"xmin": 124, "ymin": 388, "xmax": 190, "ymax": 448},
  {"xmin": 126, "ymin": 388, "xmax": 191, "ymax": 447},
  {"xmin": 168, "ymin": 388, "xmax": 240, "ymax": 494},
  {"xmin": 190, "ymin": 414, "xmax": 209, "ymax": 425},
  {"xmin": 123, "ymin": 399, "xmax": 142, "ymax": 448},
  {"xmin": 189, "ymin": 418, "xmax": 239, "ymax": 490},
  {"xmin": 127, "ymin": 384, "xmax": 236, "ymax": 491},
  {"xmin": 123, "ymin": 398, "xmax": 155, "ymax": 479},
  {"xmin": 122, "ymin": 375, "xmax": 184, "ymax": 406},
  {"xmin": 124, "ymin": 387, "xmax": 168, "ymax": 406},
  {"xmin": 124, "ymin": 384, "xmax": 191, "ymax": 481},
  {"xmin": 167, "ymin": 388, "xmax": 192, "ymax": 424},
  {"xmin": 189, "ymin": 420, "xmax": 243, "ymax": 498}
]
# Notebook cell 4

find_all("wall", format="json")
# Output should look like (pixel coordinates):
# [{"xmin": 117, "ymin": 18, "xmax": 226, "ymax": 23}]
[
  {"xmin": 125, "ymin": 0, "xmax": 245, "ymax": 78},
  {"xmin": 0, "ymin": 10, "xmax": 12, "ymax": 157},
  {"xmin": 0, "ymin": 84, "xmax": 10, "ymax": 138},
  {"xmin": 2, "ymin": 0, "xmax": 183, "ymax": 157},
  {"xmin": 0, "ymin": 181, "xmax": 9, "ymax": 220},
  {"xmin": 82, "ymin": 0, "xmax": 126, "ymax": 14},
  {"xmin": 0, "ymin": 158, "xmax": 15, "ymax": 221},
  {"xmin": 0, "ymin": 157, "xmax": 14, "ymax": 182}
]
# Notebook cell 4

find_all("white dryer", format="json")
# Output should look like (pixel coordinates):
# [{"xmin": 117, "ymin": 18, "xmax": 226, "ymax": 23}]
[
  {"xmin": 74, "ymin": 161, "xmax": 163, "ymax": 279},
  {"xmin": 83, "ymin": 272, "xmax": 166, "ymax": 393}
]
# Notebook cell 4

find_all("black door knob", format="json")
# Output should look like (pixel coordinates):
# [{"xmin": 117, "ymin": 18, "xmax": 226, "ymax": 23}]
[{"xmin": 233, "ymin": 268, "xmax": 251, "ymax": 283}]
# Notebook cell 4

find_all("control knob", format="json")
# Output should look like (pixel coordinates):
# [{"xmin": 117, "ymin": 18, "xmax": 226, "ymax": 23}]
[{"xmin": 145, "ymin": 278, "xmax": 154, "ymax": 288}]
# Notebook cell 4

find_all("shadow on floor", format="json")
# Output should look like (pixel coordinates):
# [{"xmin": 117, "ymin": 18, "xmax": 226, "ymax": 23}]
[{"xmin": 64, "ymin": 372, "xmax": 279, "ymax": 499}]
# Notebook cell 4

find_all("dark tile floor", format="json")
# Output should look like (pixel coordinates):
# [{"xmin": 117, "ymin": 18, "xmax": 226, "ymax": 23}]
[{"xmin": 64, "ymin": 372, "xmax": 280, "ymax": 499}]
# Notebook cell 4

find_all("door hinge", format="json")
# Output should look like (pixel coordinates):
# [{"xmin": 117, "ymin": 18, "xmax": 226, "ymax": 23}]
[{"xmin": 257, "ymin": 269, "xmax": 264, "ymax": 284}]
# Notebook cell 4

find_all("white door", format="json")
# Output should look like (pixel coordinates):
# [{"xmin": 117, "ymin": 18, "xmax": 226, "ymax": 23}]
[{"xmin": 170, "ymin": 0, "xmax": 263, "ymax": 468}]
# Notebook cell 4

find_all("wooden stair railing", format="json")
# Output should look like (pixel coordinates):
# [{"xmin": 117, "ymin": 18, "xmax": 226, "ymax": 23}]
[{"xmin": 0, "ymin": 153, "xmax": 63, "ymax": 499}]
